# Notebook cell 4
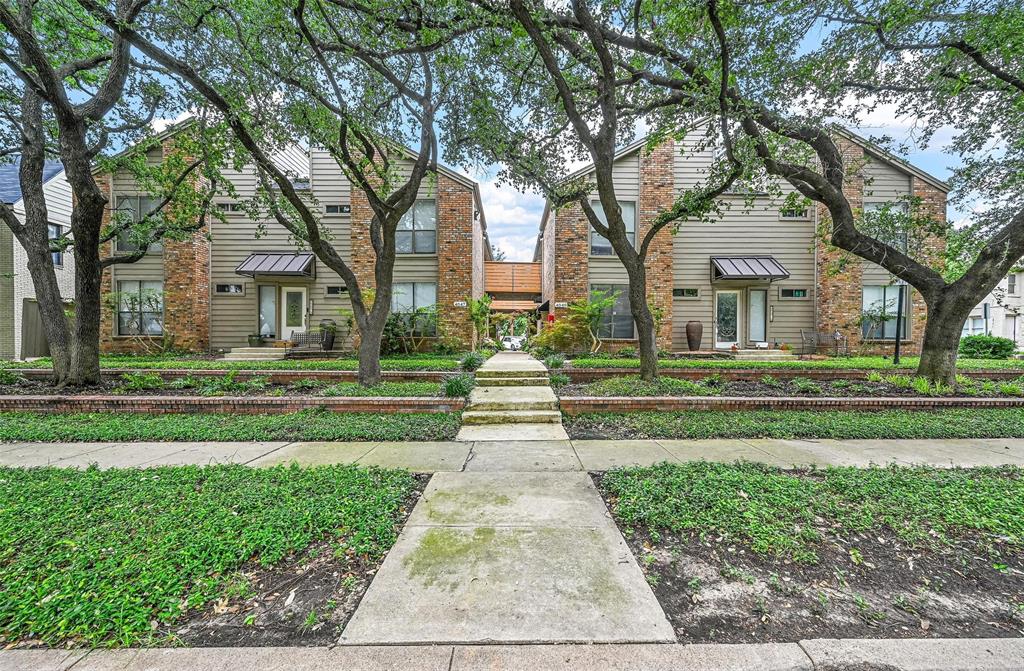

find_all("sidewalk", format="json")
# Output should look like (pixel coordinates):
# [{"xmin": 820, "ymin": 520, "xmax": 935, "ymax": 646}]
[
  {"xmin": 5, "ymin": 638, "xmax": 1024, "ymax": 670},
  {"xmin": 3, "ymin": 437, "xmax": 1024, "ymax": 470}
]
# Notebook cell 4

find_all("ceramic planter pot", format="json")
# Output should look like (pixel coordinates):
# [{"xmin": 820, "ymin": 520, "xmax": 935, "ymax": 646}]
[{"xmin": 685, "ymin": 321, "xmax": 703, "ymax": 351}]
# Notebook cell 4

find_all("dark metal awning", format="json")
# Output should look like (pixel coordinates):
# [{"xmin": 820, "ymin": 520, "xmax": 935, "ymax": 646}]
[
  {"xmin": 235, "ymin": 252, "xmax": 316, "ymax": 278},
  {"xmin": 710, "ymin": 256, "xmax": 790, "ymax": 282}
]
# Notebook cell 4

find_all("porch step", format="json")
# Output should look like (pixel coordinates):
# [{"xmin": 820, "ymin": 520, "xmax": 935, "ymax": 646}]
[
  {"xmin": 476, "ymin": 369, "xmax": 549, "ymax": 379},
  {"xmin": 461, "ymin": 409, "xmax": 563, "ymax": 425},
  {"xmin": 466, "ymin": 386, "xmax": 558, "ymax": 412},
  {"xmin": 476, "ymin": 375, "xmax": 550, "ymax": 387}
]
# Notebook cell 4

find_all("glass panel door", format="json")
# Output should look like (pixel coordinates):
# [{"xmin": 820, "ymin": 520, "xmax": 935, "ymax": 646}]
[
  {"xmin": 281, "ymin": 287, "xmax": 307, "ymax": 340},
  {"xmin": 258, "ymin": 285, "xmax": 277, "ymax": 339},
  {"xmin": 748, "ymin": 289, "xmax": 767, "ymax": 343},
  {"xmin": 715, "ymin": 291, "xmax": 739, "ymax": 348}
]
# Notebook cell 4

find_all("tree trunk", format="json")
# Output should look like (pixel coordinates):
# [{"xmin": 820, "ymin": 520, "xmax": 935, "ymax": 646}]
[
  {"xmin": 67, "ymin": 212, "xmax": 104, "ymax": 387},
  {"xmin": 623, "ymin": 262, "xmax": 658, "ymax": 381},
  {"xmin": 23, "ymin": 249, "xmax": 73, "ymax": 385},
  {"xmin": 915, "ymin": 296, "xmax": 974, "ymax": 386},
  {"xmin": 356, "ymin": 314, "xmax": 386, "ymax": 386}
]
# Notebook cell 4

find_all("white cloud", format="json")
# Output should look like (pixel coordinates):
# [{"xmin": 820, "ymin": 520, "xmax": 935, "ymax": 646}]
[
  {"xmin": 151, "ymin": 111, "xmax": 193, "ymax": 134},
  {"xmin": 476, "ymin": 178, "xmax": 546, "ymax": 261}
]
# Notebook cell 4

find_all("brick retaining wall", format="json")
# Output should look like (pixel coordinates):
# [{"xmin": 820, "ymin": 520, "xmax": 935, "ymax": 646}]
[
  {"xmin": 562, "ymin": 367, "xmax": 1024, "ymax": 382},
  {"xmin": 0, "ymin": 395, "xmax": 464, "ymax": 415},
  {"xmin": 12, "ymin": 369, "xmax": 450, "ymax": 383},
  {"xmin": 559, "ymin": 396, "xmax": 1024, "ymax": 414}
]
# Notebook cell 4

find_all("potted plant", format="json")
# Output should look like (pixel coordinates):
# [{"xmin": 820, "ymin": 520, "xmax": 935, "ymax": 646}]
[
  {"xmin": 248, "ymin": 334, "xmax": 265, "ymax": 347},
  {"xmin": 319, "ymin": 319, "xmax": 337, "ymax": 351}
]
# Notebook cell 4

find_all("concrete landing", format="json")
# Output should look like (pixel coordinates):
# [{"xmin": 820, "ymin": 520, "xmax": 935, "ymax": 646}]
[{"xmin": 339, "ymin": 471, "xmax": 674, "ymax": 644}]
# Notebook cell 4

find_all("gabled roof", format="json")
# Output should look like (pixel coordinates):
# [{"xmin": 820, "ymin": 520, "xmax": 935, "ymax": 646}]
[{"xmin": 0, "ymin": 159, "xmax": 65, "ymax": 204}]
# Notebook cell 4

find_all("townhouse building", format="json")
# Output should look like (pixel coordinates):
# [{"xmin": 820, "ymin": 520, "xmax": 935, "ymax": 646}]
[
  {"xmin": 98, "ymin": 127, "xmax": 490, "ymax": 354},
  {"xmin": 534, "ymin": 130, "xmax": 949, "ymax": 354},
  {"xmin": 0, "ymin": 160, "xmax": 74, "ymax": 360},
  {"xmin": 963, "ymin": 273, "xmax": 1024, "ymax": 348}
]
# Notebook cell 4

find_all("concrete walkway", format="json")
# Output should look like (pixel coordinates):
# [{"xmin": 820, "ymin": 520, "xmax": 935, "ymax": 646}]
[
  {"xmin": 6, "ymin": 638, "xmax": 1024, "ymax": 670},
  {"xmin": 4, "ymin": 438, "xmax": 1024, "ymax": 470}
]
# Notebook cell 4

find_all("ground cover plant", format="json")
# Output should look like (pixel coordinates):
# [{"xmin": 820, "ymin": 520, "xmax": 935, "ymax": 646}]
[
  {"xmin": 568, "ymin": 356, "xmax": 1024, "ymax": 371},
  {"xmin": 565, "ymin": 409, "xmax": 1024, "ymax": 440},
  {"xmin": 0, "ymin": 464, "xmax": 419, "ymax": 647},
  {"xmin": 0, "ymin": 410, "xmax": 460, "ymax": 442},
  {"xmin": 0, "ymin": 354, "xmax": 464, "ymax": 372},
  {"xmin": 599, "ymin": 463, "xmax": 1024, "ymax": 641},
  {"xmin": 558, "ymin": 374, "xmax": 1024, "ymax": 398}
]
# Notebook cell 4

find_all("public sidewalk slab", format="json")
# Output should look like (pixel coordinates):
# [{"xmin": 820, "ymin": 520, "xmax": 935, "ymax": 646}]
[
  {"xmin": 798, "ymin": 637, "xmax": 1024, "ymax": 671},
  {"xmin": 465, "ymin": 440, "xmax": 582, "ymax": 471}
]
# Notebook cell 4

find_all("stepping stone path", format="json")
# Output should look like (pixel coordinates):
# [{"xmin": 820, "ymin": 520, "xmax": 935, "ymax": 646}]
[
  {"xmin": 457, "ymin": 351, "xmax": 569, "ymax": 441},
  {"xmin": 341, "ymin": 352, "xmax": 674, "ymax": 644}
]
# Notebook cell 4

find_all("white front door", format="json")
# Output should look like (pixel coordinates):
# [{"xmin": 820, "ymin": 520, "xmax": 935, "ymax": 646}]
[
  {"xmin": 715, "ymin": 290, "xmax": 740, "ymax": 349},
  {"xmin": 280, "ymin": 287, "xmax": 307, "ymax": 341}
]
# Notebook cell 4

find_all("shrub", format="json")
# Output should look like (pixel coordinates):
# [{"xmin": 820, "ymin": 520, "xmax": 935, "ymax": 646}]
[
  {"xmin": 761, "ymin": 374, "xmax": 782, "ymax": 388},
  {"xmin": 288, "ymin": 378, "xmax": 327, "ymax": 391},
  {"xmin": 616, "ymin": 347, "xmax": 637, "ymax": 359},
  {"xmin": 0, "ymin": 370, "xmax": 25, "ymax": 385},
  {"xmin": 460, "ymin": 351, "xmax": 485, "ymax": 372},
  {"xmin": 959, "ymin": 334, "xmax": 1016, "ymax": 360},
  {"xmin": 531, "ymin": 315, "xmax": 588, "ymax": 353},
  {"xmin": 582, "ymin": 375, "xmax": 718, "ymax": 397},
  {"xmin": 544, "ymin": 354, "xmax": 565, "ymax": 370},
  {"xmin": 115, "ymin": 372, "xmax": 165, "ymax": 392},
  {"xmin": 790, "ymin": 377, "xmax": 822, "ymax": 395},
  {"xmin": 443, "ymin": 373, "xmax": 476, "ymax": 397},
  {"xmin": 432, "ymin": 337, "xmax": 462, "ymax": 355},
  {"xmin": 549, "ymin": 372, "xmax": 571, "ymax": 387}
]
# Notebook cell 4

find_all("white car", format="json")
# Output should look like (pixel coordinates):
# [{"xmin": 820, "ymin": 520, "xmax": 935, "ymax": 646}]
[{"xmin": 501, "ymin": 335, "xmax": 525, "ymax": 351}]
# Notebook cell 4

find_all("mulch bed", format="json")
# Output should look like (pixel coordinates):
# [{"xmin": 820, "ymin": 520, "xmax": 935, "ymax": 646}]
[
  {"xmin": 168, "ymin": 474, "xmax": 428, "ymax": 647},
  {"xmin": 593, "ymin": 474, "xmax": 1024, "ymax": 643}
]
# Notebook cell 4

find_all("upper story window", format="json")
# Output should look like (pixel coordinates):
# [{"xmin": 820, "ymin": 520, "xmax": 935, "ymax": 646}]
[
  {"xmin": 1008, "ymin": 273, "xmax": 1018, "ymax": 295},
  {"xmin": 397, "ymin": 200, "xmax": 436, "ymax": 254},
  {"xmin": 863, "ymin": 202, "xmax": 909, "ymax": 252},
  {"xmin": 590, "ymin": 200, "xmax": 635, "ymax": 256},
  {"xmin": 115, "ymin": 196, "xmax": 163, "ymax": 253},
  {"xmin": 48, "ymin": 224, "xmax": 63, "ymax": 267}
]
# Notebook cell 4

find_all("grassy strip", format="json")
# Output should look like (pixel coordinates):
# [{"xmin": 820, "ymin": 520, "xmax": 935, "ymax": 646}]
[
  {"xmin": 603, "ymin": 462, "xmax": 1023, "ymax": 562},
  {"xmin": 0, "ymin": 464, "xmax": 416, "ymax": 646},
  {"xmin": 570, "ymin": 355, "xmax": 1024, "ymax": 370},
  {"xmin": 1, "ymin": 353, "xmax": 463, "ymax": 372},
  {"xmin": 576, "ymin": 375, "xmax": 719, "ymax": 396},
  {"xmin": 564, "ymin": 408, "xmax": 1024, "ymax": 440},
  {"xmin": 0, "ymin": 409, "xmax": 460, "ymax": 442}
]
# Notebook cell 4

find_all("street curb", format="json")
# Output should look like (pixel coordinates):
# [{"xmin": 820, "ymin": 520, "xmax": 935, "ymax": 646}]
[{"xmin": 2, "ymin": 639, "xmax": 1022, "ymax": 670}]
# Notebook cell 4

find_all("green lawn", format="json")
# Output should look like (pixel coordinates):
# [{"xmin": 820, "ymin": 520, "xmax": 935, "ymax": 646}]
[
  {"xmin": 564, "ymin": 408, "xmax": 1024, "ymax": 440},
  {"xmin": 0, "ymin": 464, "xmax": 417, "ymax": 646},
  {"xmin": 0, "ymin": 410, "xmax": 460, "ymax": 442},
  {"xmin": 1, "ymin": 353, "xmax": 464, "ymax": 372},
  {"xmin": 569, "ymin": 355, "xmax": 1024, "ymax": 371},
  {"xmin": 603, "ymin": 462, "xmax": 1023, "ymax": 563}
]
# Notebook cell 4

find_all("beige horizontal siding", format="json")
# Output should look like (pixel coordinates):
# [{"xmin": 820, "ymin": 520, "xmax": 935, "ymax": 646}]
[{"xmin": 862, "ymin": 154, "xmax": 913, "ymax": 286}]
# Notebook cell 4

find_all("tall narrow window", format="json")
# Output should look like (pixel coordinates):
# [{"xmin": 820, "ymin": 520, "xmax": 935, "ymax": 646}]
[
  {"xmin": 396, "ymin": 200, "xmax": 437, "ymax": 254},
  {"xmin": 116, "ymin": 280, "xmax": 164, "ymax": 335},
  {"xmin": 590, "ymin": 201, "xmax": 635, "ymax": 256},
  {"xmin": 48, "ymin": 224, "xmax": 63, "ymax": 266},
  {"xmin": 258, "ymin": 285, "xmax": 277, "ymax": 338},
  {"xmin": 591, "ymin": 284, "xmax": 634, "ymax": 339},
  {"xmin": 1008, "ymin": 274, "xmax": 1017, "ymax": 295},
  {"xmin": 862, "ymin": 285, "xmax": 909, "ymax": 339},
  {"xmin": 114, "ymin": 196, "xmax": 163, "ymax": 253}
]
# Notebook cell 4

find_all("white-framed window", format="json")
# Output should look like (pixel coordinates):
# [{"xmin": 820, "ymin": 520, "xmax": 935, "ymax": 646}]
[
  {"xmin": 215, "ymin": 284, "xmax": 244, "ymax": 295},
  {"xmin": 397, "ymin": 200, "xmax": 437, "ymax": 254},
  {"xmin": 962, "ymin": 317, "xmax": 986, "ymax": 337},
  {"xmin": 1008, "ymin": 274, "xmax": 1018, "ymax": 295},
  {"xmin": 591, "ymin": 283, "xmax": 634, "ymax": 339},
  {"xmin": 391, "ymin": 282, "xmax": 437, "ymax": 335},
  {"xmin": 779, "ymin": 207, "xmax": 809, "ymax": 220},
  {"xmin": 590, "ymin": 200, "xmax": 635, "ymax": 256},
  {"xmin": 326, "ymin": 285, "xmax": 347, "ymax": 296},
  {"xmin": 216, "ymin": 202, "xmax": 244, "ymax": 212},
  {"xmin": 780, "ymin": 287, "xmax": 809, "ymax": 300},
  {"xmin": 325, "ymin": 205, "xmax": 350, "ymax": 214},
  {"xmin": 863, "ymin": 202, "xmax": 909, "ymax": 252},
  {"xmin": 116, "ymin": 280, "xmax": 164, "ymax": 335},
  {"xmin": 673, "ymin": 288, "xmax": 699, "ymax": 299},
  {"xmin": 862, "ymin": 285, "xmax": 909, "ymax": 340},
  {"xmin": 114, "ymin": 196, "xmax": 163, "ymax": 253},
  {"xmin": 48, "ymin": 223, "xmax": 63, "ymax": 267}
]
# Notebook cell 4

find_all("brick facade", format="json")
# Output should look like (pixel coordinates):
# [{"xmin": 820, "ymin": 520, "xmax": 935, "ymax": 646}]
[
  {"xmin": 435, "ymin": 174, "xmax": 474, "ymax": 345},
  {"xmin": 552, "ymin": 201, "xmax": 591, "ymax": 317},
  {"xmin": 99, "ymin": 138, "xmax": 211, "ymax": 354},
  {"xmin": 637, "ymin": 139, "xmax": 675, "ymax": 350}
]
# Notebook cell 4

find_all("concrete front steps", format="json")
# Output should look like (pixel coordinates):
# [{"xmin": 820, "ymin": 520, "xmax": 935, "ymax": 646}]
[
  {"xmin": 462, "ymin": 387, "xmax": 561, "ymax": 425},
  {"xmin": 222, "ymin": 347, "xmax": 290, "ymax": 361},
  {"xmin": 458, "ymin": 352, "xmax": 567, "ymax": 438}
]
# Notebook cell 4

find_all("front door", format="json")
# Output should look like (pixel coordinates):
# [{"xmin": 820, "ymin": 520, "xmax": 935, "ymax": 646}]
[
  {"xmin": 748, "ymin": 289, "xmax": 768, "ymax": 345},
  {"xmin": 715, "ymin": 290, "xmax": 740, "ymax": 349},
  {"xmin": 281, "ymin": 287, "xmax": 307, "ymax": 341}
]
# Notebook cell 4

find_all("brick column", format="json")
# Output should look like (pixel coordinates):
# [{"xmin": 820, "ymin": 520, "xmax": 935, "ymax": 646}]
[
  {"xmin": 98, "ymin": 173, "xmax": 116, "ymax": 353},
  {"xmin": 815, "ymin": 138, "xmax": 866, "ymax": 347},
  {"xmin": 349, "ymin": 186, "xmax": 376, "ymax": 294},
  {"xmin": 436, "ymin": 175, "xmax": 474, "ymax": 346},
  {"xmin": 162, "ymin": 230, "xmax": 209, "ymax": 351},
  {"xmin": 638, "ymin": 138, "xmax": 675, "ymax": 350},
  {"xmin": 552, "ymin": 202, "xmax": 590, "ymax": 318}
]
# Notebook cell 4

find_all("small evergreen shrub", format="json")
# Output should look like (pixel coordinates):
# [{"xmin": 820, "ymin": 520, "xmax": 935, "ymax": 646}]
[
  {"xmin": 790, "ymin": 377, "xmax": 822, "ymax": 395},
  {"xmin": 616, "ymin": 347, "xmax": 637, "ymax": 359},
  {"xmin": 0, "ymin": 370, "xmax": 25, "ymax": 385},
  {"xmin": 543, "ymin": 354, "xmax": 565, "ymax": 370},
  {"xmin": 443, "ymin": 373, "xmax": 476, "ymax": 397},
  {"xmin": 115, "ymin": 372, "xmax": 166, "ymax": 392},
  {"xmin": 460, "ymin": 351, "xmax": 485, "ymax": 372},
  {"xmin": 959, "ymin": 334, "xmax": 1016, "ymax": 360},
  {"xmin": 549, "ymin": 372, "xmax": 571, "ymax": 387}
]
